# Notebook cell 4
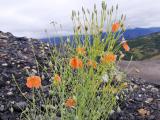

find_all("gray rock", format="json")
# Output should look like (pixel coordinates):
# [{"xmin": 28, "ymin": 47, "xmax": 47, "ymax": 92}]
[
  {"xmin": 141, "ymin": 88, "xmax": 145, "ymax": 91},
  {"xmin": 146, "ymin": 85, "xmax": 154, "ymax": 89},
  {"xmin": 2, "ymin": 63, "xmax": 8, "ymax": 67},
  {"xmin": 6, "ymin": 81, "xmax": 10, "ymax": 84},
  {"xmin": 134, "ymin": 95, "xmax": 143, "ymax": 102},
  {"xmin": 31, "ymin": 69, "xmax": 38, "ymax": 74},
  {"xmin": 151, "ymin": 87, "xmax": 159, "ymax": 93},
  {"xmin": 0, "ymin": 34, "xmax": 9, "ymax": 39},
  {"xmin": 13, "ymin": 101, "xmax": 27, "ymax": 111},
  {"xmin": 7, "ymin": 91, "xmax": 13, "ymax": 96},
  {"xmin": 145, "ymin": 98, "xmax": 153, "ymax": 103},
  {"xmin": 0, "ymin": 105, "xmax": 5, "ymax": 112}
]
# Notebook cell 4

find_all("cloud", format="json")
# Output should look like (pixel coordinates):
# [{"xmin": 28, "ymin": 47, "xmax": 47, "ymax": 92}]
[{"xmin": 0, "ymin": 0, "xmax": 160, "ymax": 38}]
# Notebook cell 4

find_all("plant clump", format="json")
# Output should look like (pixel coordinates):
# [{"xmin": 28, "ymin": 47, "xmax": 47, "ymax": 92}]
[{"xmin": 14, "ymin": 1, "xmax": 130, "ymax": 120}]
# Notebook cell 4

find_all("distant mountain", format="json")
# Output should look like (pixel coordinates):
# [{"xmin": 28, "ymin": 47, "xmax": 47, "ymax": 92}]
[
  {"xmin": 124, "ymin": 27, "xmax": 160, "ymax": 39},
  {"xmin": 41, "ymin": 27, "xmax": 160, "ymax": 44},
  {"xmin": 124, "ymin": 32, "xmax": 160, "ymax": 60}
]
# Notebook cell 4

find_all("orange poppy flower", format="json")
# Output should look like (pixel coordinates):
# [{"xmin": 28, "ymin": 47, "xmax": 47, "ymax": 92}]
[
  {"xmin": 76, "ymin": 47, "xmax": 86, "ymax": 55},
  {"xmin": 122, "ymin": 41, "xmax": 130, "ymax": 52},
  {"xmin": 112, "ymin": 22, "xmax": 120, "ymax": 32},
  {"xmin": 65, "ymin": 98, "xmax": 76, "ymax": 108},
  {"xmin": 87, "ymin": 59, "xmax": 97, "ymax": 69},
  {"xmin": 54, "ymin": 74, "xmax": 61, "ymax": 85},
  {"xmin": 101, "ymin": 53, "xmax": 116, "ymax": 63},
  {"xmin": 70, "ymin": 57, "xmax": 83, "ymax": 69},
  {"xmin": 26, "ymin": 76, "xmax": 41, "ymax": 89}
]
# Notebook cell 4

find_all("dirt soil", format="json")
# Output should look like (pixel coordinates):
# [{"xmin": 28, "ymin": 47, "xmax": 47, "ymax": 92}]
[{"xmin": 119, "ymin": 60, "xmax": 160, "ymax": 85}]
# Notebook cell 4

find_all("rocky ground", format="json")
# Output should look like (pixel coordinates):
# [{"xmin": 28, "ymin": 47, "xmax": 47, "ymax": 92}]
[
  {"xmin": 110, "ymin": 76, "xmax": 160, "ymax": 120},
  {"xmin": 0, "ymin": 31, "xmax": 159, "ymax": 120},
  {"xmin": 0, "ymin": 31, "xmax": 50, "ymax": 120}
]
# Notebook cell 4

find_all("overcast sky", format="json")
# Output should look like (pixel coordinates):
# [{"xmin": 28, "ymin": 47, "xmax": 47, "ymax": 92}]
[{"xmin": 0, "ymin": 0, "xmax": 160, "ymax": 38}]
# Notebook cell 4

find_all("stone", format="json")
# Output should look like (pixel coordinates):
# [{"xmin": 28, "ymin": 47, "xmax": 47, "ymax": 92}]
[
  {"xmin": 31, "ymin": 69, "xmax": 37, "ymax": 74},
  {"xmin": 115, "ymin": 74, "xmax": 123, "ymax": 82},
  {"xmin": 0, "ymin": 105, "xmax": 5, "ymax": 112},
  {"xmin": 141, "ymin": 88, "xmax": 145, "ymax": 91},
  {"xmin": 137, "ymin": 108, "xmax": 150, "ymax": 117},
  {"xmin": 44, "ymin": 47, "xmax": 48, "ymax": 50},
  {"xmin": 146, "ymin": 85, "xmax": 153, "ymax": 89},
  {"xmin": 13, "ymin": 101, "xmax": 27, "ymax": 111},
  {"xmin": 23, "ymin": 66, "xmax": 31, "ymax": 70},
  {"xmin": 138, "ymin": 94, "xmax": 142, "ymax": 97},
  {"xmin": 133, "ymin": 84, "xmax": 138, "ymax": 90},
  {"xmin": 10, "ymin": 101, "xmax": 15, "ymax": 104},
  {"xmin": 24, "ymin": 48, "xmax": 28, "ymax": 52},
  {"xmin": 0, "ymin": 53, "xmax": 7, "ymax": 57},
  {"xmin": 17, "ymin": 65, "xmax": 21, "ymax": 68},
  {"xmin": 135, "ymin": 94, "xmax": 143, "ymax": 102},
  {"xmin": 7, "ymin": 91, "xmax": 13, "ymax": 96},
  {"xmin": 6, "ymin": 81, "xmax": 10, "ymax": 84},
  {"xmin": 135, "ymin": 68, "xmax": 140, "ymax": 73},
  {"xmin": 145, "ymin": 98, "xmax": 153, "ymax": 103},
  {"xmin": 129, "ymin": 86, "xmax": 134, "ymax": 92},
  {"xmin": 2, "ymin": 63, "xmax": 8, "ymax": 67},
  {"xmin": 151, "ymin": 87, "xmax": 159, "ymax": 93}
]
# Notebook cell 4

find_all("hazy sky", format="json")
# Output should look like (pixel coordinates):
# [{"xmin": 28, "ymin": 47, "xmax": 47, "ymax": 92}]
[{"xmin": 0, "ymin": 0, "xmax": 160, "ymax": 38}]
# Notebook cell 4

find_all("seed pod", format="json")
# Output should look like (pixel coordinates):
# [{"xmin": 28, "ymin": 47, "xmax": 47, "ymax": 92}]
[
  {"xmin": 94, "ymin": 4, "xmax": 96, "ymax": 10},
  {"xmin": 121, "ymin": 14, "xmax": 124, "ymax": 20},
  {"xmin": 111, "ymin": 6, "xmax": 114, "ymax": 12},
  {"xmin": 107, "ymin": 11, "xmax": 109, "ymax": 15},
  {"xmin": 74, "ymin": 11, "xmax": 76, "ymax": 17},
  {"xmin": 116, "ymin": 4, "xmax": 118, "ymax": 10},
  {"xmin": 85, "ymin": 25, "xmax": 88, "ymax": 31},
  {"xmin": 77, "ymin": 25, "xmax": 81, "ymax": 30},
  {"xmin": 82, "ymin": 6, "xmax": 85, "ymax": 14},
  {"xmin": 121, "ymin": 23, "xmax": 123, "ymax": 28},
  {"xmin": 87, "ymin": 9, "xmax": 90, "ymax": 14},
  {"xmin": 92, "ymin": 12, "xmax": 94, "ymax": 20},
  {"xmin": 102, "ymin": 1, "xmax": 106, "ymax": 10},
  {"xmin": 94, "ymin": 4, "xmax": 97, "ymax": 14},
  {"xmin": 72, "ymin": 10, "xmax": 75, "ymax": 17},
  {"xmin": 110, "ymin": 10, "xmax": 112, "ymax": 15},
  {"xmin": 73, "ymin": 28, "xmax": 76, "ymax": 33}
]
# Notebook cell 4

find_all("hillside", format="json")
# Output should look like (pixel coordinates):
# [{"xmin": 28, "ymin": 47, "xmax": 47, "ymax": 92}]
[
  {"xmin": 124, "ymin": 32, "xmax": 160, "ymax": 60},
  {"xmin": 124, "ymin": 27, "xmax": 160, "ymax": 39}
]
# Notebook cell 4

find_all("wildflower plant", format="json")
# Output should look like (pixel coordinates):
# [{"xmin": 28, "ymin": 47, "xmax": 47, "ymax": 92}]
[{"xmin": 14, "ymin": 1, "xmax": 130, "ymax": 120}]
